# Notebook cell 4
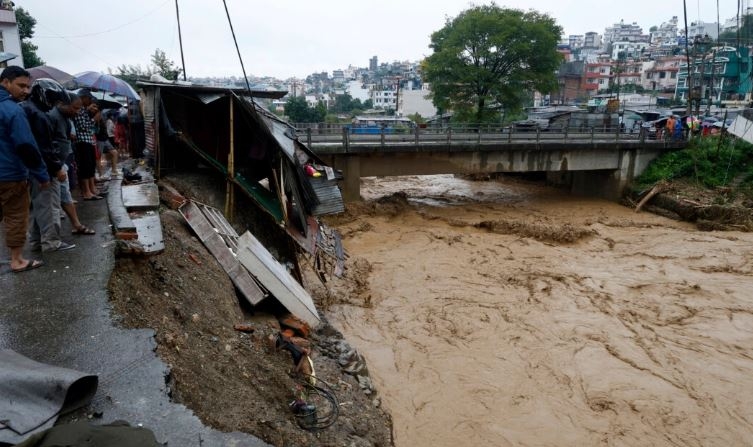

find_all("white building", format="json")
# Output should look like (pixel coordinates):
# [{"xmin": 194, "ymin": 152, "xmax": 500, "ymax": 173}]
[
  {"xmin": 372, "ymin": 88, "xmax": 396, "ymax": 110},
  {"xmin": 346, "ymin": 80, "xmax": 370, "ymax": 102},
  {"xmin": 651, "ymin": 16, "xmax": 678, "ymax": 45},
  {"xmin": 0, "ymin": 6, "xmax": 23, "ymax": 68},
  {"xmin": 399, "ymin": 88, "xmax": 437, "ymax": 118},
  {"xmin": 604, "ymin": 21, "xmax": 649, "ymax": 44},
  {"xmin": 688, "ymin": 20, "xmax": 719, "ymax": 40},
  {"xmin": 611, "ymin": 41, "xmax": 649, "ymax": 60},
  {"xmin": 584, "ymin": 32, "xmax": 602, "ymax": 49}
]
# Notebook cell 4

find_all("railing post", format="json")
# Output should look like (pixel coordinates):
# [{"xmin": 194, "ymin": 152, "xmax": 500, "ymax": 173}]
[
  {"xmin": 414, "ymin": 125, "xmax": 419, "ymax": 147},
  {"xmin": 380, "ymin": 124, "xmax": 385, "ymax": 148},
  {"xmin": 507, "ymin": 126, "xmax": 512, "ymax": 143},
  {"xmin": 640, "ymin": 126, "xmax": 645, "ymax": 144},
  {"xmin": 615, "ymin": 123, "xmax": 620, "ymax": 141},
  {"xmin": 477, "ymin": 124, "xmax": 482, "ymax": 144},
  {"xmin": 564, "ymin": 125, "xmax": 569, "ymax": 141},
  {"xmin": 342, "ymin": 126, "xmax": 349, "ymax": 152},
  {"xmin": 591, "ymin": 127, "xmax": 595, "ymax": 145},
  {"xmin": 307, "ymin": 127, "xmax": 312, "ymax": 148},
  {"xmin": 536, "ymin": 127, "xmax": 540, "ymax": 145},
  {"xmin": 447, "ymin": 127, "xmax": 452, "ymax": 146}
]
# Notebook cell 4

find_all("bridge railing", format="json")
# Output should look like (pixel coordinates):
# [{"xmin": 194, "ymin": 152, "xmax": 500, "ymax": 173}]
[{"xmin": 292, "ymin": 122, "xmax": 652, "ymax": 150}]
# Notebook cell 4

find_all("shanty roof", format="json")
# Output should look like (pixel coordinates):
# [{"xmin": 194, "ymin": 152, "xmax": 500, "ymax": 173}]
[{"xmin": 136, "ymin": 81, "xmax": 288, "ymax": 99}]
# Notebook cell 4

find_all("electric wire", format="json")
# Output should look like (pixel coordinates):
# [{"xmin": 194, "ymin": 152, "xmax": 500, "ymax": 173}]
[
  {"xmin": 221, "ymin": 0, "xmax": 252, "ymax": 93},
  {"xmin": 291, "ymin": 373, "xmax": 340, "ymax": 431},
  {"xmin": 36, "ymin": 0, "xmax": 171, "ymax": 39}
]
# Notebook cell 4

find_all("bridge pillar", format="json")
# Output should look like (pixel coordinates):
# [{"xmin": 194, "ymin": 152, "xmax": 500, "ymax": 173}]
[
  {"xmin": 570, "ymin": 147, "xmax": 661, "ymax": 199},
  {"xmin": 340, "ymin": 155, "xmax": 362, "ymax": 202}
]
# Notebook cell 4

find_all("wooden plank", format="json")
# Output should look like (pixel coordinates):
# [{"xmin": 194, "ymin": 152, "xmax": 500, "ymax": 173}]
[
  {"xmin": 179, "ymin": 201, "xmax": 266, "ymax": 305},
  {"xmin": 122, "ymin": 183, "xmax": 160, "ymax": 211},
  {"xmin": 107, "ymin": 178, "xmax": 136, "ymax": 233},
  {"xmin": 131, "ymin": 211, "xmax": 164, "ymax": 254},
  {"xmin": 237, "ymin": 231, "xmax": 321, "ymax": 328}
]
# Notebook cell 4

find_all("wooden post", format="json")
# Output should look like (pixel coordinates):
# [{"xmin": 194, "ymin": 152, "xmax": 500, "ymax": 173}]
[
  {"xmin": 306, "ymin": 127, "xmax": 312, "ymax": 148},
  {"xmin": 224, "ymin": 96, "xmax": 235, "ymax": 220},
  {"xmin": 414, "ymin": 125, "xmax": 419, "ymax": 147}
]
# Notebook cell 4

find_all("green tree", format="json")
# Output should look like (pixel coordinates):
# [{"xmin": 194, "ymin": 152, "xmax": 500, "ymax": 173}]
[
  {"xmin": 284, "ymin": 96, "xmax": 310, "ymax": 122},
  {"xmin": 719, "ymin": 14, "xmax": 753, "ymax": 44},
  {"xmin": 150, "ymin": 48, "xmax": 182, "ymax": 80},
  {"xmin": 333, "ymin": 92, "xmax": 355, "ymax": 113},
  {"xmin": 15, "ymin": 7, "xmax": 44, "ymax": 67},
  {"xmin": 422, "ymin": 4, "xmax": 562, "ymax": 123}
]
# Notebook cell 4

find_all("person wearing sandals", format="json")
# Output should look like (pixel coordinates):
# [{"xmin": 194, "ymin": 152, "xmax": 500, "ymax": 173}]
[
  {"xmin": 72, "ymin": 89, "xmax": 102, "ymax": 200},
  {"xmin": 48, "ymin": 92, "xmax": 94, "ymax": 235},
  {"xmin": 0, "ymin": 66, "xmax": 48, "ymax": 272},
  {"xmin": 21, "ymin": 78, "xmax": 77, "ymax": 253}
]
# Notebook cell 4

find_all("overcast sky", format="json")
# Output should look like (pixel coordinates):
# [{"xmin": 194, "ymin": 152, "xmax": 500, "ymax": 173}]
[{"xmin": 18, "ymin": 0, "xmax": 742, "ymax": 79}]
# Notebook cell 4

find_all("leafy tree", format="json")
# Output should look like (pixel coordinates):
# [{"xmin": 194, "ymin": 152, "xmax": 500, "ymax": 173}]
[
  {"xmin": 407, "ymin": 112, "xmax": 426, "ymax": 124},
  {"xmin": 333, "ymin": 92, "xmax": 355, "ymax": 113},
  {"xmin": 719, "ymin": 14, "xmax": 753, "ymax": 44},
  {"xmin": 284, "ymin": 96, "xmax": 310, "ymax": 122},
  {"xmin": 423, "ymin": 4, "xmax": 562, "ymax": 123},
  {"xmin": 151, "ymin": 49, "xmax": 182, "ymax": 80},
  {"xmin": 362, "ymin": 98, "xmax": 373, "ymax": 109},
  {"xmin": 15, "ymin": 8, "xmax": 44, "ymax": 67},
  {"xmin": 114, "ymin": 48, "xmax": 181, "ymax": 86},
  {"xmin": 284, "ymin": 96, "xmax": 326, "ymax": 122}
]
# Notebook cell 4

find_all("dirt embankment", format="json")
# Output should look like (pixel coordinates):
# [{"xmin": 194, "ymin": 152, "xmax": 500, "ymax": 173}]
[
  {"xmin": 626, "ymin": 179, "xmax": 753, "ymax": 231},
  {"xmin": 107, "ymin": 179, "xmax": 393, "ymax": 447}
]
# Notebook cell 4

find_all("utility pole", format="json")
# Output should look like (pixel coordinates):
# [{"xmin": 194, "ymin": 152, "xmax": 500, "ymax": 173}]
[
  {"xmin": 175, "ymin": 0, "xmax": 187, "ymax": 81},
  {"xmin": 683, "ymin": 0, "xmax": 693, "ymax": 117}
]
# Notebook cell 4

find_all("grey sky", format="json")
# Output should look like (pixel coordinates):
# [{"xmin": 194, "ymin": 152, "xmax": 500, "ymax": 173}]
[{"xmin": 19, "ymin": 0, "xmax": 742, "ymax": 79}]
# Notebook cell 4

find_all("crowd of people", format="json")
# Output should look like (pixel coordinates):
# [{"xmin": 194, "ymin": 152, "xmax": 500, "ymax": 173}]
[{"xmin": 0, "ymin": 66, "xmax": 128, "ymax": 273}]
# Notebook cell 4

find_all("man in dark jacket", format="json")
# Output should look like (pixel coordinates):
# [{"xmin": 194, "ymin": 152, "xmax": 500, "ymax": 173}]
[
  {"xmin": 21, "ymin": 78, "xmax": 76, "ymax": 253},
  {"xmin": 0, "ymin": 66, "xmax": 48, "ymax": 272}
]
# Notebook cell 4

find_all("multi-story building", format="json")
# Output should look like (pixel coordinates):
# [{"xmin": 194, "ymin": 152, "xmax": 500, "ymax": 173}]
[
  {"xmin": 642, "ymin": 56, "xmax": 683, "ymax": 92},
  {"xmin": 650, "ymin": 16, "xmax": 678, "ymax": 45},
  {"xmin": 688, "ymin": 21, "xmax": 719, "ymax": 40},
  {"xmin": 568, "ymin": 35, "xmax": 584, "ymax": 49},
  {"xmin": 675, "ymin": 46, "xmax": 753, "ymax": 104},
  {"xmin": 611, "ymin": 41, "xmax": 649, "ymax": 60},
  {"xmin": 604, "ymin": 21, "xmax": 650, "ymax": 44},
  {"xmin": 369, "ymin": 56, "xmax": 378, "ymax": 72},
  {"xmin": 613, "ymin": 58, "xmax": 643, "ymax": 88},
  {"xmin": 583, "ymin": 31, "xmax": 602, "ymax": 49},
  {"xmin": 0, "ymin": 4, "xmax": 23, "ymax": 68},
  {"xmin": 582, "ymin": 57, "xmax": 613, "ymax": 95}
]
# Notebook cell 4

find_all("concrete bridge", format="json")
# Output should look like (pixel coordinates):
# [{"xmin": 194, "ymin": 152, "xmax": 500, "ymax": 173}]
[{"xmin": 299, "ymin": 124, "xmax": 686, "ymax": 202}]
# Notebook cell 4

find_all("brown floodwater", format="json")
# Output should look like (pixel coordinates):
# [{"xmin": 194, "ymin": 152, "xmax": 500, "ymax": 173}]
[{"xmin": 325, "ymin": 175, "xmax": 753, "ymax": 447}]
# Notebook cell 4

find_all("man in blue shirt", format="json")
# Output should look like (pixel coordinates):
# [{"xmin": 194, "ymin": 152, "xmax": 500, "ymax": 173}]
[{"xmin": 0, "ymin": 66, "xmax": 49, "ymax": 272}]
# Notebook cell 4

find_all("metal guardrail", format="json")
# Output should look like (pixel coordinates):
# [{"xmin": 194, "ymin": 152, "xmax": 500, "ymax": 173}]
[{"xmin": 292, "ymin": 123, "xmax": 659, "ymax": 152}]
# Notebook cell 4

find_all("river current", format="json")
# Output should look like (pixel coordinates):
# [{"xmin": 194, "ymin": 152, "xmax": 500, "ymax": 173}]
[{"xmin": 324, "ymin": 174, "xmax": 753, "ymax": 447}]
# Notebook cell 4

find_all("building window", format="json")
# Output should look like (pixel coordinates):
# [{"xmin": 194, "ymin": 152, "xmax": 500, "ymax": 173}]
[
  {"xmin": 670, "ymin": 72, "xmax": 677, "ymax": 79},
  {"xmin": 660, "ymin": 71, "xmax": 667, "ymax": 79}
]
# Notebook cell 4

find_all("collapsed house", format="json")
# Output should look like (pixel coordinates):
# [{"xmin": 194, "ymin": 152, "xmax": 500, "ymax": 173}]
[{"xmin": 137, "ymin": 81, "xmax": 346, "ymax": 326}]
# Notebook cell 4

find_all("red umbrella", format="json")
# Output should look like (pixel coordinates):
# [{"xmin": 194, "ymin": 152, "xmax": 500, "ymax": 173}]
[{"xmin": 27, "ymin": 65, "xmax": 74, "ymax": 84}]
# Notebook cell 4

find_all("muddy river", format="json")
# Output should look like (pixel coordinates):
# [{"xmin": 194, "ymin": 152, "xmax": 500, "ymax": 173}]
[{"xmin": 325, "ymin": 175, "xmax": 753, "ymax": 447}]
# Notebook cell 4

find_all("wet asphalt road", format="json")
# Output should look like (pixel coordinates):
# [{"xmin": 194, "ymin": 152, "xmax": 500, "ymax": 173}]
[{"xmin": 0, "ymin": 187, "xmax": 269, "ymax": 446}]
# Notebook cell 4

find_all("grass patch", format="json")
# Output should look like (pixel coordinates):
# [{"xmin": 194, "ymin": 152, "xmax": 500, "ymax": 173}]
[{"xmin": 635, "ymin": 136, "xmax": 753, "ymax": 191}]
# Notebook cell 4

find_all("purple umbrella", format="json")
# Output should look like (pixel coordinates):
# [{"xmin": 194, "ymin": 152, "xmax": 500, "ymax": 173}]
[
  {"xmin": 27, "ymin": 65, "xmax": 74, "ymax": 84},
  {"xmin": 72, "ymin": 71, "xmax": 139, "ymax": 100}
]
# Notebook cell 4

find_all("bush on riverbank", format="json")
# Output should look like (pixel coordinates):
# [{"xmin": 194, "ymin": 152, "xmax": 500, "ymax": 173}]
[{"xmin": 635, "ymin": 136, "xmax": 753, "ymax": 194}]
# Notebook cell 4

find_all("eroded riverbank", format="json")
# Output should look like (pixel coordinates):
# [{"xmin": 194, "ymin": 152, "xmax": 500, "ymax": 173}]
[{"xmin": 321, "ymin": 175, "xmax": 753, "ymax": 447}]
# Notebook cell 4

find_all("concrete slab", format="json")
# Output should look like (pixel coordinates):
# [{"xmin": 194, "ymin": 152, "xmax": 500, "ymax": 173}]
[
  {"xmin": 122, "ymin": 183, "xmax": 159, "ymax": 211},
  {"xmin": 131, "ymin": 211, "xmax": 165, "ymax": 254},
  {"xmin": 107, "ymin": 178, "xmax": 136, "ymax": 234},
  {"xmin": 237, "ymin": 231, "xmax": 321, "ymax": 328}
]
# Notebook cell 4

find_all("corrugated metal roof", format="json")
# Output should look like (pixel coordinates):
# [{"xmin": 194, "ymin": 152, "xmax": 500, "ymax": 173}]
[
  {"xmin": 137, "ymin": 81, "xmax": 287, "ymax": 99},
  {"xmin": 307, "ymin": 176, "xmax": 345, "ymax": 216}
]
